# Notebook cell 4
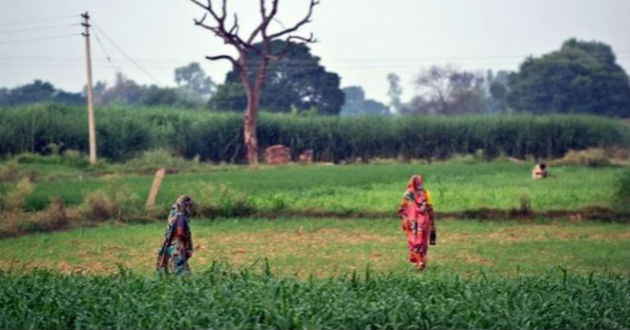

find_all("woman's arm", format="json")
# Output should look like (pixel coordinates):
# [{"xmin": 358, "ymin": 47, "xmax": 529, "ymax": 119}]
[{"xmin": 173, "ymin": 216, "xmax": 193, "ymax": 257}]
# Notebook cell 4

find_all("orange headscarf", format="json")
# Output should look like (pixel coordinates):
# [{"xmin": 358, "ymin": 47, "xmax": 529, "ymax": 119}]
[
  {"xmin": 400, "ymin": 174, "xmax": 433, "ymax": 207},
  {"xmin": 406, "ymin": 175, "xmax": 423, "ymax": 194}
]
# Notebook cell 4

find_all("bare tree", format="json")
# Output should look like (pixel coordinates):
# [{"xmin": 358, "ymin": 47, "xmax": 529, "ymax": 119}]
[
  {"xmin": 412, "ymin": 65, "xmax": 486, "ymax": 116},
  {"xmin": 190, "ymin": 0, "xmax": 319, "ymax": 165}
]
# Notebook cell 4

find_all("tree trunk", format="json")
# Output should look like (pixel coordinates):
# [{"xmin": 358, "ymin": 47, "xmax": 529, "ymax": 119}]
[
  {"xmin": 244, "ymin": 90, "xmax": 260, "ymax": 165},
  {"xmin": 190, "ymin": 0, "xmax": 318, "ymax": 165}
]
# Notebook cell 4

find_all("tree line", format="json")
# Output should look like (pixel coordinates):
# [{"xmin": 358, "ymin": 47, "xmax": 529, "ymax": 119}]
[
  {"xmin": 0, "ymin": 62, "xmax": 216, "ymax": 109},
  {"xmin": 1, "ymin": 39, "xmax": 628, "ymax": 118}
]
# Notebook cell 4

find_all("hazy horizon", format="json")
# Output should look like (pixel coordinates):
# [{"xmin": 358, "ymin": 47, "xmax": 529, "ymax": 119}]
[{"xmin": 1, "ymin": 0, "xmax": 628, "ymax": 104}]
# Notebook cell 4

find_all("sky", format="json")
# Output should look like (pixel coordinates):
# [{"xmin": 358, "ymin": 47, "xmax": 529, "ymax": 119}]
[{"xmin": 0, "ymin": 0, "xmax": 628, "ymax": 104}]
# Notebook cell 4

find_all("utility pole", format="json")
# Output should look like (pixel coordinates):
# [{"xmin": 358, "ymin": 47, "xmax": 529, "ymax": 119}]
[{"xmin": 81, "ymin": 12, "xmax": 97, "ymax": 164}]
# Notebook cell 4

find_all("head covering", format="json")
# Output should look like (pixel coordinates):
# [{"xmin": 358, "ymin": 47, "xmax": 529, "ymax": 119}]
[
  {"xmin": 173, "ymin": 195, "xmax": 193, "ymax": 215},
  {"xmin": 406, "ymin": 175, "xmax": 423, "ymax": 194}
]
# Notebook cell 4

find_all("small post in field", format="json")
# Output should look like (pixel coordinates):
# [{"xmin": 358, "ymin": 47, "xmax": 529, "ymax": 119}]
[{"xmin": 146, "ymin": 168, "xmax": 166, "ymax": 208}]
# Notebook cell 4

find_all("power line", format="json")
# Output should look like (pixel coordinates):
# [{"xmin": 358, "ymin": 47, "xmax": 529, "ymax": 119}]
[
  {"xmin": 0, "ymin": 62, "xmax": 179, "ymax": 71},
  {"xmin": 0, "ymin": 14, "xmax": 77, "ymax": 28},
  {"xmin": 0, "ymin": 23, "xmax": 79, "ymax": 35},
  {"xmin": 2, "ymin": 54, "xmax": 627, "ymax": 65},
  {"xmin": 90, "ymin": 20, "xmax": 161, "ymax": 84},
  {"xmin": 0, "ymin": 51, "xmax": 628, "ymax": 63},
  {"xmin": 0, "ymin": 61, "xmax": 84, "ymax": 68},
  {"xmin": 90, "ymin": 25, "xmax": 120, "ymax": 74},
  {"xmin": 0, "ymin": 33, "xmax": 79, "ymax": 45},
  {"xmin": 0, "ymin": 60, "xmax": 525, "ymax": 71},
  {"xmin": 0, "ymin": 51, "xmax": 627, "ymax": 71},
  {"xmin": 0, "ymin": 57, "xmax": 628, "ymax": 71},
  {"xmin": 1, "ymin": 51, "xmax": 628, "ymax": 65}
]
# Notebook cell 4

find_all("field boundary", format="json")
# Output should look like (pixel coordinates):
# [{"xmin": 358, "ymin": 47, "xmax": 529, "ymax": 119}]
[
  {"xmin": 2, "ymin": 206, "xmax": 628, "ymax": 240},
  {"xmin": 257, "ymin": 206, "xmax": 629, "ymax": 222}
]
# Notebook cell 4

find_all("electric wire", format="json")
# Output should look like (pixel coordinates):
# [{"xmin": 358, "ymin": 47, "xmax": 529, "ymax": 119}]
[
  {"xmin": 0, "ymin": 33, "xmax": 80, "ymax": 45},
  {"xmin": 0, "ymin": 14, "xmax": 77, "ymax": 28},
  {"xmin": 90, "ymin": 20, "xmax": 161, "ymax": 84},
  {"xmin": 90, "ymin": 25, "xmax": 120, "ymax": 74},
  {"xmin": 0, "ymin": 53, "xmax": 627, "ymax": 68},
  {"xmin": 0, "ymin": 23, "xmax": 80, "ymax": 35}
]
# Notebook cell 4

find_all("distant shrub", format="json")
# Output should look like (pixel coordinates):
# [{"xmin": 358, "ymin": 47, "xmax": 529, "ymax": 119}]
[
  {"xmin": 0, "ymin": 211, "xmax": 21, "ymax": 238},
  {"xmin": 0, "ymin": 162, "xmax": 19, "ymax": 182},
  {"xmin": 15, "ymin": 151, "xmax": 90, "ymax": 169},
  {"xmin": 1, "ymin": 197, "xmax": 77, "ymax": 237},
  {"xmin": 1, "ymin": 178, "xmax": 34, "ymax": 212},
  {"xmin": 81, "ymin": 190, "xmax": 113, "ymax": 221},
  {"xmin": 614, "ymin": 171, "xmax": 630, "ymax": 212},
  {"xmin": 549, "ymin": 148, "xmax": 612, "ymax": 167},
  {"xmin": 80, "ymin": 176, "xmax": 141, "ymax": 221},
  {"xmin": 43, "ymin": 197, "xmax": 69, "ymax": 228},
  {"xmin": 22, "ymin": 197, "xmax": 70, "ymax": 233},
  {"xmin": 126, "ymin": 148, "xmax": 192, "ymax": 170},
  {"xmin": 61, "ymin": 149, "xmax": 90, "ymax": 167},
  {"xmin": 187, "ymin": 183, "xmax": 254, "ymax": 218}
]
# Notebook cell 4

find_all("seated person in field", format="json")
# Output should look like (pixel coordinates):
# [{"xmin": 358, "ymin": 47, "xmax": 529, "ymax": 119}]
[
  {"xmin": 397, "ymin": 175, "xmax": 436, "ymax": 271},
  {"xmin": 532, "ymin": 163, "xmax": 548, "ymax": 179},
  {"xmin": 156, "ymin": 195, "xmax": 194, "ymax": 275}
]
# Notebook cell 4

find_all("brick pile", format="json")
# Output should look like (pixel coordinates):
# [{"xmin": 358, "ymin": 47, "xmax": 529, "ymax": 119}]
[{"xmin": 265, "ymin": 144, "xmax": 291, "ymax": 164}]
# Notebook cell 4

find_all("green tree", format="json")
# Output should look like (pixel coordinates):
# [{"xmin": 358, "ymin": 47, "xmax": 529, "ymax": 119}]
[
  {"xmin": 0, "ymin": 80, "xmax": 84, "ymax": 106},
  {"xmin": 340, "ymin": 86, "xmax": 364, "ymax": 115},
  {"xmin": 208, "ymin": 83, "xmax": 247, "ymax": 111},
  {"xmin": 386, "ymin": 73, "xmax": 403, "ymax": 114},
  {"xmin": 507, "ymin": 39, "xmax": 630, "ymax": 117},
  {"xmin": 209, "ymin": 40, "xmax": 344, "ymax": 115},
  {"xmin": 174, "ymin": 62, "xmax": 216, "ymax": 102},
  {"xmin": 90, "ymin": 73, "xmax": 201, "ymax": 108},
  {"xmin": 141, "ymin": 86, "xmax": 182, "ymax": 107},
  {"xmin": 486, "ymin": 70, "xmax": 510, "ymax": 113},
  {"xmin": 340, "ymin": 86, "xmax": 389, "ymax": 116}
]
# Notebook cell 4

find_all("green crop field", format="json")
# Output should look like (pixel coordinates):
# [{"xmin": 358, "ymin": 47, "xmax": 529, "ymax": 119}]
[
  {"xmin": 2, "ymin": 159, "xmax": 626, "ymax": 214},
  {"xmin": 1, "ymin": 156, "xmax": 629, "ymax": 329},
  {"xmin": 1, "ymin": 266, "xmax": 628, "ymax": 330},
  {"xmin": 1, "ymin": 217, "xmax": 629, "ymax": 329}
]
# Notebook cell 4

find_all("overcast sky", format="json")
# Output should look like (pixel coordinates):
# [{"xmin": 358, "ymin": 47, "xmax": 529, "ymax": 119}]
[{"xmin": 0, "ymin": 0, "xmax": 628, "ymax": 104}]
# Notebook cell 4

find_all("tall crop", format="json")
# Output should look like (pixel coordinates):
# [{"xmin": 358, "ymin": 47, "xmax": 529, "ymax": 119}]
[
  {"xmin": 1, "ymin": 105, "xmax": 628, "ymax": 163},
  {"xmin": 0, "ymin": 266, "xmax": 628, "ymax": 329}
]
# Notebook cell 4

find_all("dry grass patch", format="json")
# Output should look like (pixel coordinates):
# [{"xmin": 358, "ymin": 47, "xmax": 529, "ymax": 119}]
[{"xmin": 1, "ymin": 219, "xmax": 628, "ymax": 277}]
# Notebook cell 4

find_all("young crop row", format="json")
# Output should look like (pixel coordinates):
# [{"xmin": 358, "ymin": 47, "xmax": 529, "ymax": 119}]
[
  {"xmin": 1, "ymin": 265, "xmax": 628, "ymax": 330},
  {"xmin": 1, "ymin": 104, "xmax": 628, "ymax": 162}
]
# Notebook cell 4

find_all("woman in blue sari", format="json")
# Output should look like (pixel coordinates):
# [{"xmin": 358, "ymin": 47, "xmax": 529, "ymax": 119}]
[{"xmin": 156, "ymin": 195, "xmax": 194, "ymax": 275}]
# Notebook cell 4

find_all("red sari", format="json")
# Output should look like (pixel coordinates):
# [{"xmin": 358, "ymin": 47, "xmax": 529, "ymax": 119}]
[{"xmin": 397, "ymin": 175, "xmax": 435, "ymax": 271}]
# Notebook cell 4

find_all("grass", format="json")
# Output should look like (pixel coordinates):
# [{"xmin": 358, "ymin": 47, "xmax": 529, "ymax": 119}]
[
  {"xmin": 1, "ymin": 266, "xmax": 628, "ymax": 330},
  {"xmin": 1, "ymin": 218, "xmax": 628, "ymax": 278},
  {"xmin": 1, "ymin": 157, "xmax": 629, "ymax": 329},
  {"xmin": 3, "ymin": 160, "xmax": 627, "ymax": 214}
]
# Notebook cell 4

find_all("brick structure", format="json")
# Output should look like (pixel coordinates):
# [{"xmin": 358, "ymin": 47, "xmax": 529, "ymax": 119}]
[
  {"xmin": 299, "ymin": 149, "xmax": 313, "ymax": 164},
  {"xmin": 265, "ymin": 144, "xmax": 291, "ymax": 164}
]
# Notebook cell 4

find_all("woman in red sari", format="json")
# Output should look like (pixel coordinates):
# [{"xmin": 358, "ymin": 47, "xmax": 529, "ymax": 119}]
[{"xmin": 397, "ymin": 175, "xmax": 436, "ymax": 271}]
